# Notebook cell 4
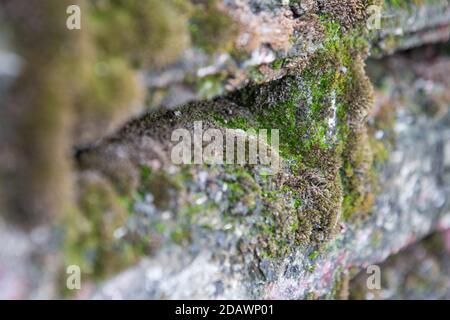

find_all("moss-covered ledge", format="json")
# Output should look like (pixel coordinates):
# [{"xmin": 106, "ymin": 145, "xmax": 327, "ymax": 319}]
[
  {"xmin": 2, "ymin": 0, "xmax": 449, "ymax": 230},
  {"xmin": 69, "ymin": 13, "xmax": 380, "ymax": 296},
  {"xmin": 1, "ymin": 0, "xmax": 450, "ymax": 299},
  {"xmin": 89, "ymin": 44, "xmax": 450, "ymax": 299}
]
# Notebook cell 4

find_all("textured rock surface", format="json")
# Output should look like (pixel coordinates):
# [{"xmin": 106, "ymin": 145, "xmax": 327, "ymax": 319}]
[
  {"xmin": 373, "ymin": 0, "xmax": 450, "ymax": 55},
  {"xmin": 92, "ymin": 46, "xmax": 450, "ymax": 299},
  {"xmin": 145, "ymin": 0, "xmax": 450, "ymax": 110},
  {"xmin": 1, "ymin": 0, "xmax": 449, "ymax": 227},
  {"xmin": 0, "ymin": 0, "xmax": 450, "ymax": 300},
  {"xmin": 349, "ymin": 230, "xmax": 450, "ymax": 300}
]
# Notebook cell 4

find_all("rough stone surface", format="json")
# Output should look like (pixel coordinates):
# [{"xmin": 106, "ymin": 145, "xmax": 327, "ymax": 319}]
[
  {"xmin": 0, "ymin": 0, "xmax": 450, "ymax": 300},
  {"xmin": 349, "ymin": 230, "xmax": 450, "ymax": 300},
  {"xmin": 146, "ymin": 0, "xmax": 450, "ymax": 111},
  {"xmin": 91, "ymin": 46, "xmax": 450, "ymax": 299}
]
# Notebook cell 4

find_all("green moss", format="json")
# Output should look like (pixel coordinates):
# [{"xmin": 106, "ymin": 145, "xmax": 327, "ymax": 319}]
[
  {"xmin": 3, "ymin": 0, "xmax": 221, "ymax": 228},
  {"xmin": 337, "ymin": 54, "xmax": 377, "ymax": 220},
  {"xmin": 170, "ymin": 226, "xmax": 191, "ymax": 244},
  {"xmin": 221, "ymin": 11, "xmax": 379, "ymax": 257},
  {"xmin": 197, "ymin": 74, "xmax": 226, "ymax": 99},
  {"xmin": 69, "ymin": 5, "xmax": 379, "ymax": 276},
  {"xmin": 90, "ymin": 0, "xmax": 189, "ymax": 68},
  {"xmin": 270, "ymin": 59, "xmax": 284, "ymax": 70},
  {"xmin": 309, "ymin": 250, "xmax": 320, "ymax": 260},
  {"xmin": 189, "ymin": 0, "xmax": 237, "ymax": 54},
  {"xmin": 384, "ymin": 0, "xmax": 428, "ymax": 10},
  {"xmin": 330, "ymin": 271, "xmax": 349, "ymax": 299},
  {"xmin": 248, "ymin": 66, "xmax": 266, "ymax": 83},
  {"xmin": 62, "ymin": 173, "xmax": 145, "ymax": 290},
  {"xmin": 1, "ymin": 0, "xmax": 84, "ymax": 225},
  {"xmin": 0, "ymin": 0, "xmax": 393, "ymax": 295}
]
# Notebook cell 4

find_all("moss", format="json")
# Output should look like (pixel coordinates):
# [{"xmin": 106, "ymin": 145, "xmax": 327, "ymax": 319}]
[
  {"xmin": 369, "ymin": 136, "xmax": 389, "ymax": 164},
  {"xmin": 189, "ymin": 0, "xmax": 237, "ymax": 54},
  {"xmin": 309, "ymin": 250, "xmax": 320, "ymax": 260},
  {"xmin": 197, "ymin": 73, "xmax": 226, "ymax": 99},
  {"xmin": 1, "ymin": 0, "xmax": 382, "ymax": 233},
  {"xmin": 222, "ymin": 166, "xmax": 261, "ymax": 215},
  {"xmin": 318, "ymin": 0, "xmax": 371, "ymax": 31},
  {"xmin": 63, "ymin": 162, "xmax": 219, "ymax": 285},
  {"xmin": 1, "ymin": 0, "xmax": 153, "ymax": 226},
  {"xmin": 139, "ymin": 168, "xmax": 176, "ymax": 210},
  {"xmin": 62, "ymin": 173, "xmax": 146, "ymax": 291},
  {"xmin": 74, "ymin": 56, "xmax": 144, "ymax": 143},
  {"xmin": 2, "ymin": 0, "xmax": 214, "ymax": 228},
  {"xmin": 330, "ymin": 272, "xmax": 350, "ymax": 299},
  {"xmin": 66, "ymin": 1, "xmax": 381, "ymax": 280},
  {"xmin": 89, "ymin": 0, "xmax": 189, "ymax": 68},
  {"xmin": 384, "ymin": 0, "xmax": 429, "ymax": 10},
  {"xmin": 1, "ymin": 0, "xmax": 84, "ymax": 226},
  {"xmin": 225, "ymin": 9, "xmax": 379, "ymax": 257},
  {"xmin": 2, "ymin": 0, "xmax": 391, "ymax": 284},
  {"xmin": 270, "ymin": 59, "xmax": 284, "ymax": 70},
  {"xmin": 170, "ymin": 226, "xmax": 191, "ymax": 244},
  {"xmin": 337, "ymin": 54, "xmax": 377, "ymax": 220}
]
